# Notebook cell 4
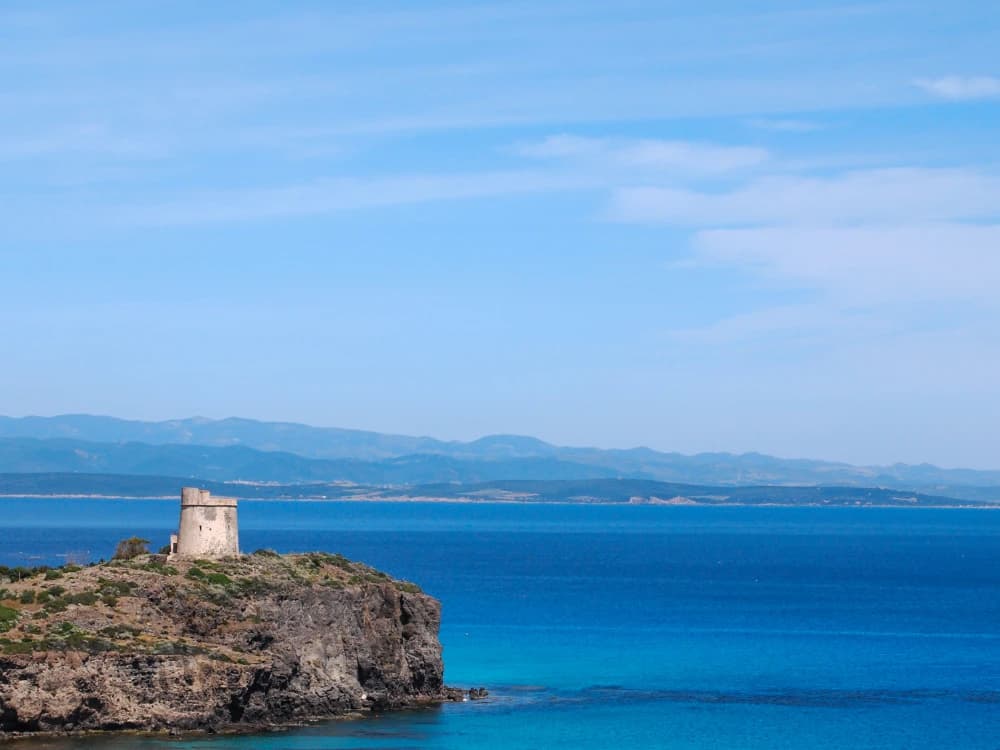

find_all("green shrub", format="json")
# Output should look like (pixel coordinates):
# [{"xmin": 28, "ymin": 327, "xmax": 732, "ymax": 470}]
[
  {"xmin": 6, "ymin": 567, "xmax": 35, "ymax": 582},
  {"xmin": 19, "ymin": 590, "xmax": 35, "ymax": 605},
  {"xmin": 234, "ymin": 577, "xmax": 274, "ymax": 596},
  {"xmin": 96, "ymin": 579, "xmax": 134, "ymax": 597},
  {"xmin": 99, "ymin": 624, "xmax": 140, "ymax": 639},
  {"xmin": 186, "ymin": 567, "xmax": 232, "ymax": 586},
  {"xmin": 40, "ymin": 622, "xmax": 118, "ymax": 654},
  {"xmin": 35, "ymin": 590, "xmax": 51, "ymax": 604},
  {"xmin": 0, "ymin": 639, "xmax": 34, "ymax": 654},
  {"xmin": 47, "ymin": 585, "xmax": 66, "ymax": 597},
  {"xmin": 113, "ymin": 537, "xmax": 150, "ymax": 561},
  {"xmin": 43, "ymin": 598, "xmax": 68, "ymax": 613},
  {"xmin": 139, "ymin": 562, "xmax": 178, "ymax": 576},
  {"xmin": 0, "ymin": 604, "xmax": 17, "ymax": 623},
  {"xmin": 252, "ymin": 548, "xmax": 279, "ymax": 558},
  {"xmin": 302, "ymin": 552, "xmax": 352, "ymax": 571},
  {"xmin": 44, "ymin": 570, "xmax": 63, "ymax": 581},
  {"xmin": 66, "ymin": 633, "xmax": 116, "ymax": 653},
  {"xmin": 65, "ymin": 591, "xmax": 98, "ymax": 606},
  {"xmin": 302, "ymin": 554, "xmax": 324, "ymax": 569}
]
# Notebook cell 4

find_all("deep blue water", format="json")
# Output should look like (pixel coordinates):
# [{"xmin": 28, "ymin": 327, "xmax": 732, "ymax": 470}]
[{"xmin": 2, "ymin": 499, "xmax": 1000, "ymax": 749}]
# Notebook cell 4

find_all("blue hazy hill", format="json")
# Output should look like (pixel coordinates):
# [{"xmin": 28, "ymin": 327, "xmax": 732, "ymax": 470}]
[{"xmin": 1, "ymin": 415, "xmax": 999, "ymax": 501}]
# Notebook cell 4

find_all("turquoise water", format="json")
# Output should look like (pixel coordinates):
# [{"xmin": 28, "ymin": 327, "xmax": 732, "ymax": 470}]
[{"xmin": 3, "ymin": 500, "xmax": 1000, "ymax": 748}]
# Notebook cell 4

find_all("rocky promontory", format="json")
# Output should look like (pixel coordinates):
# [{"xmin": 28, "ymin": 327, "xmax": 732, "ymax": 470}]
[{"xmin": 0, "ymin": 550, "xmax": 465, "ymax": 738}]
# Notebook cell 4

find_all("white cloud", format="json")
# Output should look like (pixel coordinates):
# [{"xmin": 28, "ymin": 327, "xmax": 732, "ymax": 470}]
[
  {"xmin": 517, "ymin": 135, "xmax": 769, "ymax": 174},
  {"xmin": 667, "ymin": 303, "xmax": 888, "ymax": 343},
  {"xmin": 914, "ymin": 76, "xmax": 1000, "ymax": 101},
  {"xmin": 692, "ymin": 224, "xmax": 1000, "ymax": 305},
  {"xmin": 0, "ymin": 123, "xmax": 167, "ymax": 160},
  {"xmin": 609, "ymin": 168, "xmax": 1000, "ymax": 226},
  {"xmin": 746, "ymin": 118, "xmax": 822, "ymax": 132},
  {"xmin": 115, "ymin": 170, "xmax": 592, "ymax": 226},
  {"xmin": 627, "ymin": 165, "xmax": 1000, "ymax": 342}
]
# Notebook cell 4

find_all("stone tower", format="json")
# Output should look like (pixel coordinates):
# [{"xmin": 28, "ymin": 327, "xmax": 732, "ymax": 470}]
[{"xmin": 168, "ymin": 487, "xmax": 239, "ymax": 559}]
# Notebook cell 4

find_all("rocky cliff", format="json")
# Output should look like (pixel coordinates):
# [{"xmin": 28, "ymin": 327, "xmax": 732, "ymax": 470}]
[{"xmin": 0, "ymin": 551, "xmax": 462, "ymax": 738}]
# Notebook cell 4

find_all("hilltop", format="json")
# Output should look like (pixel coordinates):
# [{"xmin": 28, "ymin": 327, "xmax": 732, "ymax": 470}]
[{"xmin": 0, "ymin": 551, "xmax": 465, "ymax": 738}]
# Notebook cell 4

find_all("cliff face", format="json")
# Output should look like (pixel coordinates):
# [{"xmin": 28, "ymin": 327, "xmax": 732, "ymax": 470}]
[{"xmin": 0, "ymin": 552, "xmax": 454, "ymax": 737}]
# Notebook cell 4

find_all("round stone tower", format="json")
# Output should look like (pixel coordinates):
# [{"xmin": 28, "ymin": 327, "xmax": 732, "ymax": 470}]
[{"xmin": 170, "ymin": 487, "xmax": 239, "ymax": 558}]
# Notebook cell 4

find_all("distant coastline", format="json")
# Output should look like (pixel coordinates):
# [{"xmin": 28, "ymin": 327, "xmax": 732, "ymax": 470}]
[
  {"xmin": 1, "ymin": 493, "xmax": 996, "ymax": 509},
  {"xmin": 1, "ymin": 469, "xmax": 996, "ymax": 508}
]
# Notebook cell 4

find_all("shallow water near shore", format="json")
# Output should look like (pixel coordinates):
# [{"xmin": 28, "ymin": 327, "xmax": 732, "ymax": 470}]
[{"xmin": 3, "ymin": 500, "xmax": 1000, "ymax": 748}]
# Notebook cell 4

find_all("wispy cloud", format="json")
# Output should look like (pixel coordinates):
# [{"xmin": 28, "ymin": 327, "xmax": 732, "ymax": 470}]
[
  {"xmin": 516, "ymin": 135, "xmax": 769, "ymax": 174},
  {"xmin": 667, "ymin": 303, "xmax": 887, "ymax": 343},
  {"xmin": 0, "ymin": 123, "xmax": 168, "ymax": 160},
  {"xmin": 692, "ymin": 224, "xmax": 1000, "ymax": 305},
  {"xmin": 608, "ymin": 168, "xmax": 1000, "ymax": 226},
  {"xmin": 115, "ymin": 170, "xmax": 592, "ymax": 227},
  {"xmin": 746, "ymin": 118, "xmax": 823, "ymax": 133},
  {"xmin": 663, "ymin": 221, "xmax": 1000, "ymax": 376},
  {"xmin": 610, "ymin": 163, "xmax": 1000, "ymax": 340},
  {"xmin": 914, "ymin": 76, "xmax": 1000, "ymax": 101}
]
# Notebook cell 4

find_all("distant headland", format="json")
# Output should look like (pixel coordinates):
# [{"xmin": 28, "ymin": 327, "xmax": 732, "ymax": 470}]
[
  {"xmin": 0, "ymin": 474, "xmax": 995, "ymax": 508},
  {"xmin": 0, "ymin": 488, "xmax": 479, "ymax": 739}
]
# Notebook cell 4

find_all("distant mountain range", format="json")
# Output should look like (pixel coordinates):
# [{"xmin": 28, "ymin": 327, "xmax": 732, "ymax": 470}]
[
  {"xmin": 0, "ymin": 414, "xmax": 998, "ymax": 503},
  {"xmin": 0, "ymin": 437, "xmax": 616, "ymax": 484}
]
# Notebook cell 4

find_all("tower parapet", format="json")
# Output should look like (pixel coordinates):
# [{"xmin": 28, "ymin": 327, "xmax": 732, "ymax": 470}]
[{"xmin": 169, "ymin": 487, "xmax": 240, "ymax": 558}]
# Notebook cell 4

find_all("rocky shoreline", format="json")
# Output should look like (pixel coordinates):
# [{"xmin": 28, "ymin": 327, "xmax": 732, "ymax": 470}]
[{"xmin": 0, "ymin": 551, "xmax": 480, "ymax": 739}]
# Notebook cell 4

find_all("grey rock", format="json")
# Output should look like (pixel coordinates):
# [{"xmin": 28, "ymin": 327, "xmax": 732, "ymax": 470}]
[{"xmin": 0, "ymin": 554, "xmax": 451, "ymax": 738}]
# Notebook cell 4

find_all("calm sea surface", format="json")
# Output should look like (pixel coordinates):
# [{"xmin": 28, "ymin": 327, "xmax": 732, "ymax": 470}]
[{"xmin": 2, "ymin": 499, "xmax": 1000, "ymax": 749}]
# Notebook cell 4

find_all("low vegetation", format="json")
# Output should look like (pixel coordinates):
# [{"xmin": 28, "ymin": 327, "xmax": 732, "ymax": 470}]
[
  {"xmin": 113, "ymin": 537, "xmax": 150, "ymax": 560},
  {"xmin": 0, "ymin": 543, "xmax": 422, "ymax": 656}
]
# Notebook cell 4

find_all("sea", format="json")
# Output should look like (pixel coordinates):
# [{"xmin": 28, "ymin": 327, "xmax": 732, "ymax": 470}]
[{"xmin": 2, "ymin": 499, "xmax": 1000, "ymax": 749}]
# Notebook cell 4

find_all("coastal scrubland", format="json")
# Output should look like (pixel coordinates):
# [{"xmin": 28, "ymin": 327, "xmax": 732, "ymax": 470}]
[{"xmin": 0, "ymin": 550, "xmax": 451, "ymax": 738}]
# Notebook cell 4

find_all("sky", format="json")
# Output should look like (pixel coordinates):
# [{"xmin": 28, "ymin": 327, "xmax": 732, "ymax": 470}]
[{"xmin": 1, "ymin": 0, "xmax": 999, "ymax": 468}]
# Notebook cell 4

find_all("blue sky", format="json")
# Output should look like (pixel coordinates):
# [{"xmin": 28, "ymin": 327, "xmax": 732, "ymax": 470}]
[{"xmin": 2, "ymin": 0, "xmax": 999, "ymax": 467}]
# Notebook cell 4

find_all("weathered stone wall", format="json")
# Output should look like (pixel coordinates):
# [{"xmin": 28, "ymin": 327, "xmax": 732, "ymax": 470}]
[{"xmin": 174, "ymin": 488, "xmax": 239, "ymax": 558}]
